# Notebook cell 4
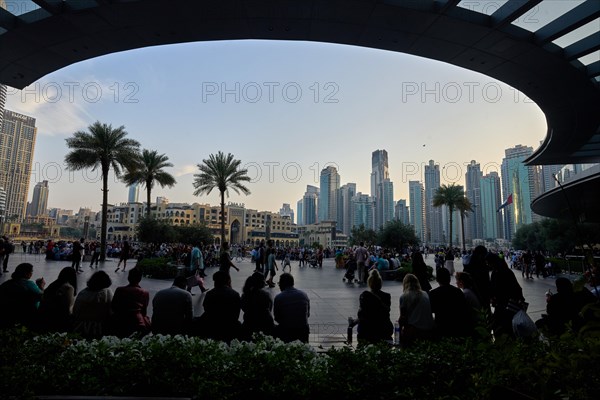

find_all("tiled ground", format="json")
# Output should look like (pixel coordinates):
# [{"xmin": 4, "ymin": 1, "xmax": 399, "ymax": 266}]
[{"xmin": 0, "ymin": 251, "xmax": 574, "ymax": 348}]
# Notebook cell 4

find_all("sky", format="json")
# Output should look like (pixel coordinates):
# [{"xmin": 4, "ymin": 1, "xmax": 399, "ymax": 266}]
[
  {"xmin": 2, "ymin": 1, "xmax": 599, "ymax": 216},
  {"xmin": 5, "ymin": 38, "xmax": 549, "ymax": 214}
]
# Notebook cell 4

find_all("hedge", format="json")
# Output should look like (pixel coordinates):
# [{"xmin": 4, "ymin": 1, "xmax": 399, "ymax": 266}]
[
  {"xmin": 135, "ymin": 257, "xmax": 180, "ymax": 279},
  {"xmin": 1, "ymin": 327, "xmax": 599, "ymax": 399}
]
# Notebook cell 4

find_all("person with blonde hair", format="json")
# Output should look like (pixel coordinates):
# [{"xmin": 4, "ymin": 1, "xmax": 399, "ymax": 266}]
[
  {"xmin": 399, "ymin": 273, "xmax": 434, "ymax": 346},
  {"xmin": 355, "ymin": 269, "xmax": 393, "ymax": 344}
]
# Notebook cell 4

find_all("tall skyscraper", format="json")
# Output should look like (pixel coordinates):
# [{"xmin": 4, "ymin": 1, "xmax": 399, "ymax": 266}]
[
  {"xmin": 279, "ymin": 203, "xmax": 294, "ymax": 224},
  {"xmin": 0, "ymin": 110, "xmax": 38, "ymax": 222},
  {"xmin": 336, "ymin": 183, "xmax": 356, "ymax": 236},
  {"xmin": 371, "ymin": 149, "xmax": 391, "ymax": 229},
  {"xmin": 501, "ymin": 145, "xmax": 540, "ymax": 240},
  {"xmin": 351, "ymin": 192, "xmax": 375, "ymax": 230},
  {"xmin": 480, "ymin": 172, "xmax": 503, "ymax": 240},
  {"xmin": 465, "ymin": 160, "xmax": 483, "ymax": 242},
  {"xmin": 394, "ymin": 199, "xmax": 410, "ymax": 225},
  {"xmin": 0, "ymin": 84, "xmax": 6, "ymax": 134},
  {"xmin": 300, "ymin": 185, "xmax": 319, "ymax": 225},
  {"xmin": 541, "ymin": 164, "xmax": 562, "ymax": 193},
  {"xmin": 28, "ymin": 180, "xmax": 49, "ymax": 217},
  {"xmin": 128, "ymin": 183, "xmax": 140, "ymax": 203},
  {"xmin": 296, "ymin": 199, "xmax": 304, "ymax": 226},
  {"xmin": 424, "ymin": 160, "xmax": 442, "ymax": 245},
  {"xmin": 318, "ymin": 166, "xmax": 340, "ymax": 222},
  {"xmin": 0, "ymin": 2, "xmax": 6, "ymax": 135},
  {"xmin": 0, "ymin": 186, "xmax": 6, "ymax": 229},
  {"xmin": 409, "ymin": 181, "xmax": 425, "ymax": 243}
]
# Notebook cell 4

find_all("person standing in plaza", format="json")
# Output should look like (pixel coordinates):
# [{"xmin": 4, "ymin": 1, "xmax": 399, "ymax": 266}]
[
  {"xmin": 71, "ymin": 239, "xmax": 84, "ymax": 273},
  {"xmin": 2, "ymin": 236, "xmax": 14, "ymax": 273},
  {"xmin": 274, "ymin": 273, "xmax": 310, "ymax": 343},
  {"xmin": 265, "ymin": 247, "xmax": 279, "ymax": 288},
  {"xmin": 219, "ymin": 242, "xmax": 240, "ymax": 275},
  {"xmin": 115, "ymin": 240, "xmax": 131, "ymax": 273},
  {"xmin": 89, "ymin": 241, "xmax": 102, "ymax": 268},
  {"xmin": 255, "ymin": 241, "xmax": 266, "ymax": 275},
  {"xmin": 411, "ymin": 251, "xmax": 432, "ymax": 292},
  {"xmin": 354, "ymin": 242, "xmax": 369, "ymax": 284},
  {"xmin": 0, "ymin": 238, "xmax": 6, "ymax": 275},
  {"xmin": 190, "ymin": 242, "xmax": 205, "ymax": 277}
]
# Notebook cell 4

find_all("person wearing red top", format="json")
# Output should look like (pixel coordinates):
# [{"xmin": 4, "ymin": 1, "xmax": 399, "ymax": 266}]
[{"xmin": 111, "ymin": 267, "xmax": 150, "ymax": 337}]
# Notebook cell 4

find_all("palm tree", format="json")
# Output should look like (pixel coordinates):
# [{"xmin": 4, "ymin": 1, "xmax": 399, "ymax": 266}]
[
  {"xmin": 65, "ymin": 121, "xmax": 140, "ymax": 261},
  {"xmin": 192, "ymin": 151, "xmax": 251, "ymax": 246},
  {"xmin": 123, "ymin": 149, "xmax": 177, "ymax": 217},
  {"xmin": 456, "ymin": 196, "xmax": 474, "ymax": 251},
  {"xmin": 432, "ymin": 183, "xmax": 466, "ymax": 248}
]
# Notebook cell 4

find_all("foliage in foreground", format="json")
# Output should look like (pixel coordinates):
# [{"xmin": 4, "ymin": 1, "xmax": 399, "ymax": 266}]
[{"xmin": 1, "ymin": 328, "xmax": 599, "ymax": 399}]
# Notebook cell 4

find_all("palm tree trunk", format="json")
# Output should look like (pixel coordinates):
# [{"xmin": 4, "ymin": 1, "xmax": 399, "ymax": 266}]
[
  {"xmin": 461, "ymin": 212, "xmax": 466, "ymax": 251},
  {"xmin": 449, "ymin": 206, "xmax": 454, "ymax": 248},
  {"xmin": 146, "ymin": 185, "xmax": 152, "ymax": 218},
  {"xmin": 100, "ymin": 169, "xmax": 109, "ymax": 262},
  {"xmin": 220, "ymin": 191, "xmax": 226, "ymax": 246}
]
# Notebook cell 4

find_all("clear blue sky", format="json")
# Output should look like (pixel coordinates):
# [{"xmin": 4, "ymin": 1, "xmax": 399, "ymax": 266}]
[{"xmin": 7, "ymin": 39, "xmax": 548, "ymax": 213}]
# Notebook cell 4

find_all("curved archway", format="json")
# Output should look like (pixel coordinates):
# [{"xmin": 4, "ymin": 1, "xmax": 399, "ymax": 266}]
[{"xmin": 0, "ymin": 1, "xmax": 598, "ymax": 164}]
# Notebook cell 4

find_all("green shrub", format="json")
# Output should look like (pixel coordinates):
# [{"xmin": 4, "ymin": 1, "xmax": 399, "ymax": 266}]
[
  {"xmin": 1, "ymin": 328, "xmax": 599, "ymax": 399},
  {"xmin": 135, "ymin": 257, "xmax": 179, "ymax": 279}
]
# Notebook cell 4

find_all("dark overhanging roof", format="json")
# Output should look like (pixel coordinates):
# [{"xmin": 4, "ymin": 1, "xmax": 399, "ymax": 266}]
[
  {"xmin": 0, "ymin": 0, "xmax": 599, "ymax": 166},
  {"xmin": 531, "ymin": 171, "xmax": 600, "ymax": 223}
]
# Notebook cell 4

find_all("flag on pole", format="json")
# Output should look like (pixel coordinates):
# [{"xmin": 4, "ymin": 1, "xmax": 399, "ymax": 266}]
[{"xmin": 497, "ymin": 194, "xmax": 513, "ymax": 212}]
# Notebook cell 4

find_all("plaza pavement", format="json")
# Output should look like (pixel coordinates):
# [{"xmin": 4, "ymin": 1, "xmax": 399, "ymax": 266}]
[{"xmin": 0, "ymin": 251, "xmax": 579, "ymax": 348}]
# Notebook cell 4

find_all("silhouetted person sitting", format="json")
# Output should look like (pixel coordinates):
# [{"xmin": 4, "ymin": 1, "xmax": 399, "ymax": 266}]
[
  {"xmin": 429, "ymin": 267, "xmax": 472, "ymax": 338},
  {"xmin": 152, "ymin": 276, "xmax": 193, "ymax": 335},
  {"xmin": 194, "ymin": 270, "xmax": 241, "ymax": 342},
  {"xmin": 274, "ymin": 273, "xmax": 310, "ymax": 343},
  {"xmin": 0, "ymin": 263, "xmax": 45, "ymax": 329},
  {"xmin": 111, "ymin": 267, "xmax": 151, "ymax": 337},
  {"xmin": 537, "ymin": 277, "xmax": 596, "ymax": 336},
  {"xmin": 356, "ymin": 269, "xmax": 393, "ymax": 344},
  {"xmin": 241, "ymin": 272, "xmax": 274, "ymax": 340},
  {"xmin": 73, "ymin": 271, "xmax": 113, "ymax": 339},
  {"xmin": 38, "ymin": 266, "xmax": 77, "ymax": 332}
]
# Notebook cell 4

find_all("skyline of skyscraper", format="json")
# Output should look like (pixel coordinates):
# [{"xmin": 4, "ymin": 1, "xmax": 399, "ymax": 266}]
[
  {"xmin": 409, "ymin": 180, "xmax": 425, "ymax": 243},
  {"xmin": 480, "ymin": 171, "xmax": 503, "ymax": 240},
  {"xmin": 351, "ymin": 192, "xmax": 375, "ymax": 231},
  {"xmin": 0, "ymin": 110, "xmax": 38, "ymax": 222},
  {"xmin": 501, "ymin": 144, "xmax": 540, "ymax": 241},
  {"xmin": 298, "ymin": 185, "xmax": 319, "ymax": 226},
  {"xmin": 371, "ymin": 149, "xmax": 391, "ymax": 229},
  {"xmin": 465, "ymin": 160, "xmax": 483, "ymax": 243},
  {"xmin": 128, "ymin": 183, "xmax": 139, "ymax": 203},
  {"xmin": 336, "ymin": 183, "xmax": 356, "ymax": 236},
  {"xmin": 0, "ymin": 186, "xmax": 6, "ymax": 227},
  {"xmin": 424, "ymin": 160, "xmax": 443, "ymax": 245},
  {"xmin": 394, "ymin": 199, "xmax": 410, "ymax": 226},
  {"xmin": 318, "ymin": 165, "xmax": 340, "ymax": 222},
  {"xmin": 0, "ymin": 84, "xmax": 6, "ymax": 134},
  {"xmin": 27, "ymin": 180, "xmax": 49, "ymax": 217}
]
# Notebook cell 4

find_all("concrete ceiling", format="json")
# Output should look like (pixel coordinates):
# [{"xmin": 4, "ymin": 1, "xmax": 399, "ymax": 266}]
[{"xmin": 1, "ymin": 0, "xmax": 599, "ymax": 165}]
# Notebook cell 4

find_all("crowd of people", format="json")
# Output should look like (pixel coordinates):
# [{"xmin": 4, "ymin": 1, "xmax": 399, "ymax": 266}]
[
  {"xmin": 0, "ymin": 239, "xmax": 311, "ymax": 344},
  {"xmin": 1, "ymin": 235, "xmax": 598, "ymax": 349},
  {"xmin": 347, "ymin": 244, "xmax": 599, "ymax": 347}
]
